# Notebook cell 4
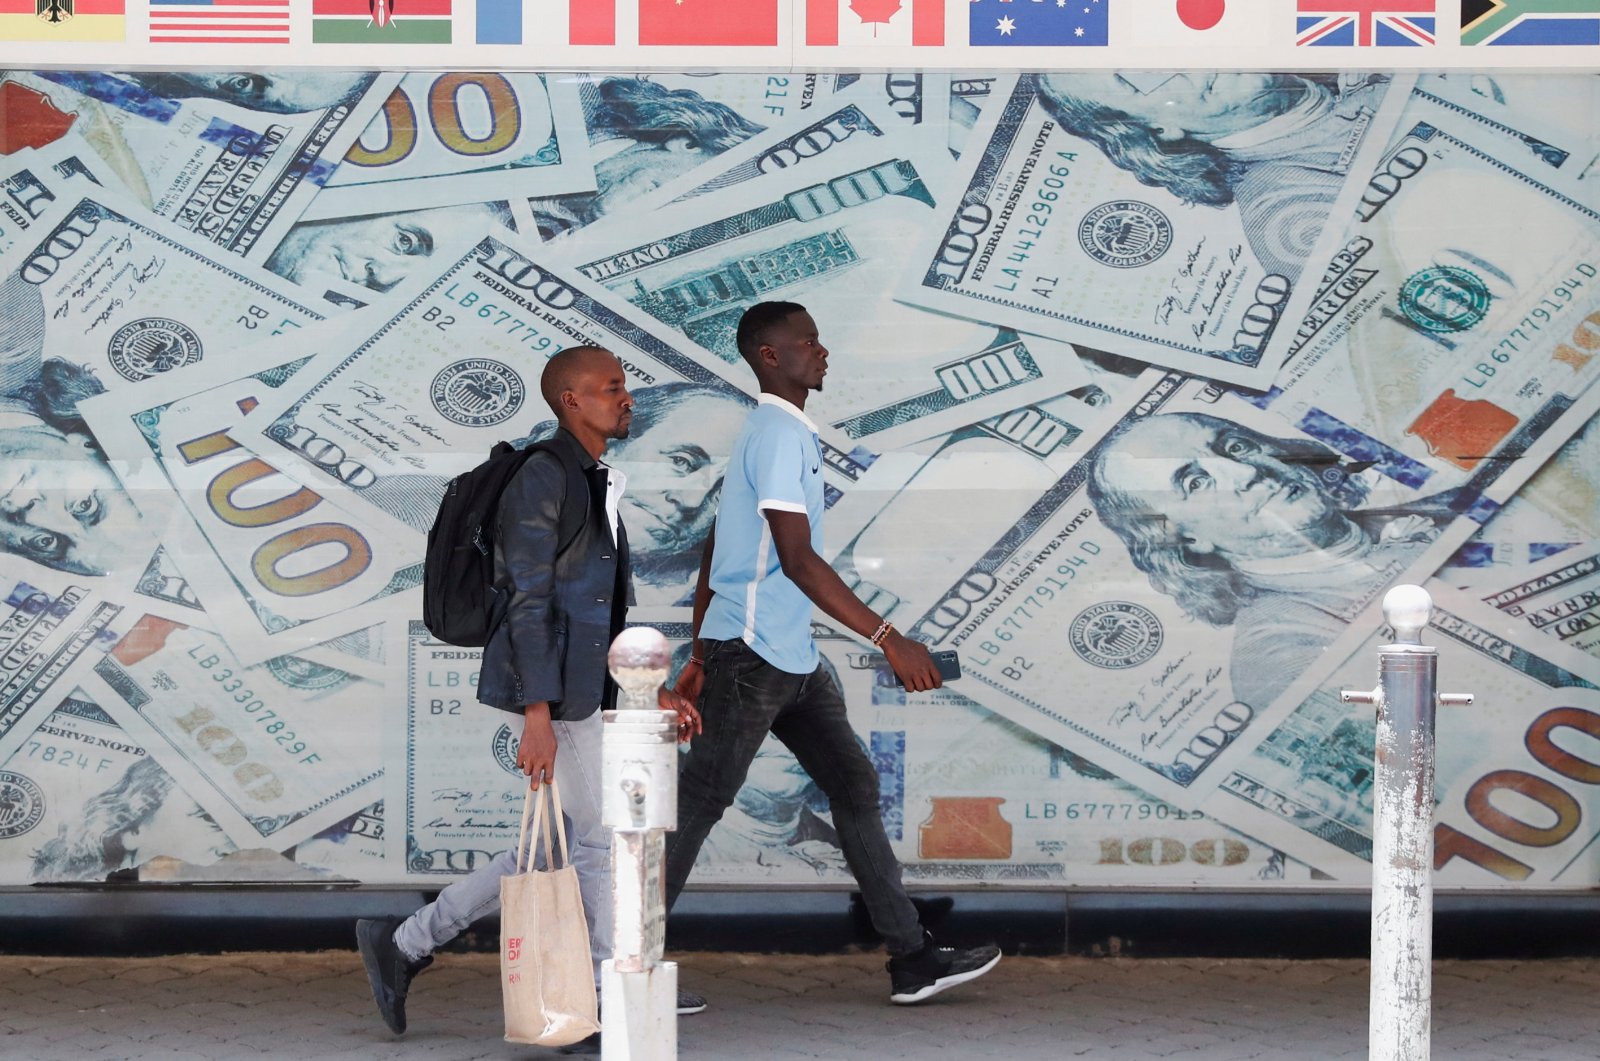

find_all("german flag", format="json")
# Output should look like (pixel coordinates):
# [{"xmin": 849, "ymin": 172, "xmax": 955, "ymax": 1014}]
[{"xmin": 0, "ymin": 0, "xmax": 125, "ymax": 41}]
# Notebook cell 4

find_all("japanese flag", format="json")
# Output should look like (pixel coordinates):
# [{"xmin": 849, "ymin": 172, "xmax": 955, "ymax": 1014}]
[{"xmin": 1133, "ymin": 0, "xmax": 1272, "ymax": 48}]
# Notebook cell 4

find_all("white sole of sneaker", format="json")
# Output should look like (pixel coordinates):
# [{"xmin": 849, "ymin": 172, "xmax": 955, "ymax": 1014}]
[
  {"xmin": 677, "ymin": 1003, "xmax": 707, "ymax": 1016},
  {"xmin": 888, "ymin": 951, "xmax": 1002, "ymax": 1005}
]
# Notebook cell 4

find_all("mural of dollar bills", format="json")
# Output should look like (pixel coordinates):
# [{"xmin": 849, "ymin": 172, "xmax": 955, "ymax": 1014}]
[{"xmin": 1, "ymin": 68, "xmax": 1597, "ymax": 893}]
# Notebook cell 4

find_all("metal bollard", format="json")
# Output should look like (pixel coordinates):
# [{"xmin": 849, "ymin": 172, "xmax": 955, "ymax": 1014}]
[
  {"xmin": 601, "ymin": 627, "xmax": 679, "ymax": 1061},
  {"xmin": 1341, "ymin": 585, "xmax": 1473, "ymax": 1061}
]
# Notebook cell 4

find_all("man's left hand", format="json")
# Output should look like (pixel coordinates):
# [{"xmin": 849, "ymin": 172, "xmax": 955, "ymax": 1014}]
[{"xmin": 659, "ymin": 683, "xmax": 702, "ymax": 743}]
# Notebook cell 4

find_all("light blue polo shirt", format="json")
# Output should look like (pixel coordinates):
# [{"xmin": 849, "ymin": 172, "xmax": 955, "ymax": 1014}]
[{"xmin": 701, "ymin": 394, "xmax": 826, "ymax": 674}]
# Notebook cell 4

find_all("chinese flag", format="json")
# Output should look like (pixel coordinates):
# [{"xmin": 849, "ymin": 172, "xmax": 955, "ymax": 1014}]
[{"xmin": 638, "ymin": 0, "xmax": 778, "ymax": 44}]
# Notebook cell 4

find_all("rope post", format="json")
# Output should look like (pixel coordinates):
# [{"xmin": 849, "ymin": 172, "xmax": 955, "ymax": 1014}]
[
  {"xmin": 1341, "ymin": 585, "xmax": 1473, "ymax": 1061},
  {"xmin": 602, "ymin": 627, "xmax": 679, "ymax": 1061}
]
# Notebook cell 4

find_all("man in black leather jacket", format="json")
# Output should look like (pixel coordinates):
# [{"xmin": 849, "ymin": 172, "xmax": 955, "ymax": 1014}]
[{"xmin": 356, "ymin": 345, "xmax": 702, "ymax": 1049}]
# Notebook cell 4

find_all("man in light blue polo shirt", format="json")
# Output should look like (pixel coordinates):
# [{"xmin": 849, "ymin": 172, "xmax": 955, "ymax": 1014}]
[{"xmin": 666, "ymin": 300, "xmax": 1002, "ymax": 1005}]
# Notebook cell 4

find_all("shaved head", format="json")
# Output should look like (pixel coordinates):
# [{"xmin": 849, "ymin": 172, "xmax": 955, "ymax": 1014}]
[{"xmin": 541, "ymin": 345, "xmax": 617, "ymax": 417}]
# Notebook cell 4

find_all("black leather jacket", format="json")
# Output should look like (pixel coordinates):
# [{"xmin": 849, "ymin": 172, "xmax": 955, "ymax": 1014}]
[{"xmin": 477, "ymin": 428, "xmax": 629, "ymax": 721}]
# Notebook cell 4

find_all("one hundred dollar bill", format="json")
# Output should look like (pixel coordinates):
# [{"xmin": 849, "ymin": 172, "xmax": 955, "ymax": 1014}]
[
  {"xmin": 0, "ymin": 137, "xmax": 113, "ymax": 256},
  {"xmin": 236, "ymin": 227, "xmax": 878, "ymax": 608},
  {"xmin": 830, "ymin": 368, "xmax": 1600, "ymax": 814},
  {"xmin": 0, "ymin": 183, "xmax": 325, "ymax": 399},
  {"xmin": 295, "ymin": 622, "xmax": 390, "ymax": 685},
  {"xmin": 0, "ymin": 687, "xmax": 234, "ymax": 882},
  {"xmin": 1203, "ymin": 582, "xmax": 1600, "ymax": 886},
  {"xmin": 1482, "ymin": 547, "xmax": 1600, "ymax": 661},
  {"xmin": 516, "ymin": 72, "xmax": 944, "ymax": 244},
  {"xmin": 635, "ymin": 613, "xmax": 1309, "ymax": 886},
  {"xmin": 946, "ymin": 74, "xmax": 1019, "ymax": 160},
  {"xmin": 1420, "ymin": 72, "xmax": 1600, "ymax": 190},
  {"xmin": 575, "ymin": 143, "xmax": 1084, "ymax": 451},
  {"xmin": 396, "ymin": 622, "xmax": 528, "ymax": 878},
  {"xmin": 1268, "ymin": 91, "xmax": 1600, "ymax": 500},
  {"xmin": 86, "ymin": 616, "xmax": 382, "ymax": 850},
  {"xmin": 302, "ymin": 73, "xmax": 596, "ymax": 220},
  {"xmin": 1441, "ymin": 408, "xmax": 1598, "ymax": 591},
  {"xmin": 0, "ymin": 183, "xmax": 325, "ymax": 603},
  {"xmin": 0, "ymin": 575, "xmax": 129, "ymax": 765},
  {"xmin": 574, "ymin": 88, "xmax": 921, "ymax": 231},
  {"xmin": 897, "ymin": 73, "xmax": 1415, "ymax": 388},
  {"xmin": 287, "ymin": 799, "xmax": 385, "ymax": 877},
  {"xmin": 78, "ymin": 335, "xmax": 423, "ymax": 668},
  {"xmin": 0, "ymin": 70, "xmax": 400, "ymax": 263}
]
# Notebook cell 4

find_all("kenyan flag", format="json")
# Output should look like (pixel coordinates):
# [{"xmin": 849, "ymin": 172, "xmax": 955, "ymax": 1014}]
[{"xmin": 311, "ymin": 0, "xmax": 450, "ymax": 42}]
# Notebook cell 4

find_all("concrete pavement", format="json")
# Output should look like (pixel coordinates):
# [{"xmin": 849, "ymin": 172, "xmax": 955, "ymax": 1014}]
[{"xmin": 3, "ymin": 950, "xmax": 1598, "ymax": 1059}]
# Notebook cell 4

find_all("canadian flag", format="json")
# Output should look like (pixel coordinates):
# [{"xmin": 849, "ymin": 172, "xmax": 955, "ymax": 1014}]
[
  {"xmin": 806, "ymin": 0, "xmax": 944, "ymax": 46},
  {"xmin": 570, "ymin": 0, "xmax": 780, "ymax": 45}
]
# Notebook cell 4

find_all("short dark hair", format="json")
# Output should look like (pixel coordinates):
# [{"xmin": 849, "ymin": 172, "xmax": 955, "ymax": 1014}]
[
  {"xmin": 539, "ymin": 345, "xmax": 614, "ymax": 417},
  {"xmin": 734, "ymin": 301, "xmax": 807, "ymax": 366}
]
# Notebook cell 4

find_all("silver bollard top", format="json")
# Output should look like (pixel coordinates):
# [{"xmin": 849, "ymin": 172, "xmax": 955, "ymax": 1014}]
[
  {"xmin": 608, "ymin": 627, "xmax": 670, "ymax": 711},
  {"xmin": 1382, "ymin": 584, "xmax": 1433, "ymax": 646}
]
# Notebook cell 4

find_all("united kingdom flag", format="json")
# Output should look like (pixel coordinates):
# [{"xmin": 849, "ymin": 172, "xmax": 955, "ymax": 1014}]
[{"xmin": 1296, "ymin": 0, "xmax": 1437, "ymax": 45}]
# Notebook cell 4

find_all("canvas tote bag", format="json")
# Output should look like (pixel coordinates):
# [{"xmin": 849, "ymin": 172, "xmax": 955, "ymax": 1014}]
[{"xmin": 500, "ymin": 780, "xmax": 601, "ymax": 1046}]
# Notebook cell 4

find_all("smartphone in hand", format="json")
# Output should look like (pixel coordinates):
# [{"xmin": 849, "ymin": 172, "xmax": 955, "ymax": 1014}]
[{"xmin": 896, "ymin": 650, "xmax": 961, "ymax": 688}]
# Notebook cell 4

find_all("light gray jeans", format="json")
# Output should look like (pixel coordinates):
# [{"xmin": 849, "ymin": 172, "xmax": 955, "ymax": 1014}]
[{"xmin": 393, "ymin": 710, "xmax": 612, "ymax": 986}]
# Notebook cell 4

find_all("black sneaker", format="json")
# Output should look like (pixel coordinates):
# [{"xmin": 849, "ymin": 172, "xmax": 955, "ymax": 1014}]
[
  {"xmin": 886, "ymin": 937, "xmax": 1001, "ymax": 1004},
  {"xmin": 356, "ymin": 917, "xmax": 432, "ymax": 1034},
  {"xmin": 677, "ymin": 990, "xmax": 707, "ymax": 1016}
]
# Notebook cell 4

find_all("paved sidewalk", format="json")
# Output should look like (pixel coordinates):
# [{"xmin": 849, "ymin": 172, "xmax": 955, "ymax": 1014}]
[{"xmin": 2, "ymin": 951, "xmax": 1597, "ymax": 1060}]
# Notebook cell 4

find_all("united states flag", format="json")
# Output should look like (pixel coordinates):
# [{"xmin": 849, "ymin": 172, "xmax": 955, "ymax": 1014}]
[
  {"xmin": 1296, "ymin": 0, "xmax": 1436, "ymax": 45},
  {"xmin": 148, "ymin": 0, "xmax": 290, "ymax": 43}
]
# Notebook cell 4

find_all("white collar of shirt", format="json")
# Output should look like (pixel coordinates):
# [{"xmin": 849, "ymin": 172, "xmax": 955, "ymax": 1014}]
[
  {"xmin": 598, "ymin": 459, "xmax": 626, "ymax": 546},
  {"xmin": 757, "ymin": 392, "xmax": 820, "ymax": 434}
]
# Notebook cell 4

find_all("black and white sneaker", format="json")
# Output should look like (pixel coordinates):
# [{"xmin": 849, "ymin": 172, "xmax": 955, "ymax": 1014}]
[
  {"xmin": 887, "ymin": 937, "xmax": 1001, "ymax": 1004},
  {"xmin": 677, "ymin": 990, "xmax": 707, "ymax": 1016},
  {"xmin": 356, "ymin": 917, "xmax": 432, "ymax": 1034}
]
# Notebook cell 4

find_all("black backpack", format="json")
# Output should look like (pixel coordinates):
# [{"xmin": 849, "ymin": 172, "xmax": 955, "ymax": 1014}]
[{"xmin": 422, "ymin": 439, "xmax": 587, "ymax": 647}]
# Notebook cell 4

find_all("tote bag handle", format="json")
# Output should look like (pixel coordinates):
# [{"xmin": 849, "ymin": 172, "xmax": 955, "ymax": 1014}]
[{"xmin": 515, "ymin": 779, "xmax": 572, "ymax": 873}]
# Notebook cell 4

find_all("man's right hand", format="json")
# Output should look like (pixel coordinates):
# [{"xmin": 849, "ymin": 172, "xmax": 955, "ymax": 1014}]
[
  {"xmin": 882, "ymin": 631, "xmax": 942, "ymax": 692},
  {"xmin": 674, "ymin": 657, "xmax": 705, "ymax": 705},
  {"xmin": 518, "ymin": 702, "xmax": 558, "ymax": 789}
]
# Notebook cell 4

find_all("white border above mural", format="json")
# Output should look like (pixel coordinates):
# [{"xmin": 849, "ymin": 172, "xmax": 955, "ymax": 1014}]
[{"xmin": 3, "ymin": 0, "xmax": 1600, "ymax": 71}]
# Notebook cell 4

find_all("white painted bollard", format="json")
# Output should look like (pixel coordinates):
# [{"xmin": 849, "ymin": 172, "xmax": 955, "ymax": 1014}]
[
  {"xmin": 602, "ymin": 627, "xmax": 679, "ymax": 1061},
  {"xmin": 1341, "ymin": 586, "xmax": 1473, "ymax": 1061}
]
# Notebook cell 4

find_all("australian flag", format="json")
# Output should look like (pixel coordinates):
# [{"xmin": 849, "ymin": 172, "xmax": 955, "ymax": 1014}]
[
  {"xmin": 1296, "ymin": 1, "xmax": 1437, "ymax": 45},
  {"xmin": 969, "ymin": 0, "xmax": 1109, "ymax": 46}
]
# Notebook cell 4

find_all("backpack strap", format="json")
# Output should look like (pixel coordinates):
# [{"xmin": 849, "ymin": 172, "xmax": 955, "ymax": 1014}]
[{"xmin": 523, "ymin": 439, "xmax": 592, "ymax": 558}]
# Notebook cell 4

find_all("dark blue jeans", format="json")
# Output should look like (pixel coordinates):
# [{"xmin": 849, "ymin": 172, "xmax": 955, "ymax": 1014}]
[{"xmin": 664, "ymin": 637, "xmax": 925, "ymax": 956}]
